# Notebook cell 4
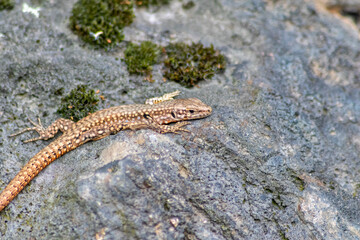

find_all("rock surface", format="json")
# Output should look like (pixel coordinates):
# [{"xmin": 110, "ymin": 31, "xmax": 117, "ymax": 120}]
[{"xmin": 1, "ymin": 0, "xmax": 360, "ymax": 239}]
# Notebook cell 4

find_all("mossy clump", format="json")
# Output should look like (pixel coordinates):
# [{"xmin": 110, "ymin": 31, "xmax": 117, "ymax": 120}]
[
  {"xmin": 163, "ymin": 42, "xmax": 226, "ymax": 87},
  {"xmin": 123, "ymin": 41, "xmax": 160, "ymax": 77},
  {"xmin": 182, "ymin": 1, "xmax": 195, "ymax": 10},
  {"xmin": 69, "ymin": 0, "xmax": 134, "ymax": 48},
  {"xmin": 0, "ymin": 0, "xmax": 14, "ymax": 10},
  {"xmin": 57, "ymin": 85, "xmax": 100, "ymax": 122},
  {"xmin": 135, "ymin": 0, "xmax": 170, "ymax": 7}
]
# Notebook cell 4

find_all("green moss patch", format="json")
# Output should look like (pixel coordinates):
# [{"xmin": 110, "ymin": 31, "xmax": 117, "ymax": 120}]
[
  {"xmin": 182, "ymin": 1, "xmax": 195, "ymax": 10},
  {"xmin": 163, "ymin": 42, "xmax": 226, "ymax": 87},
  {"xmin": 135, "ymin": 0, "xmax": 171, "ymax": 7},
  {"xmin": 123, "ymin": 41, "xmax": 160, "ymax": 78},
  {"xmin": 0, "ymin": 0, "xmax": 14, "ymax": 10},
  {"xmin": 69, "ymin": 0, "xmax": 134, "ymax": 48},
  {"xmin": 57, "ymin": 85, "xmax": 100, "ymax": 122}
]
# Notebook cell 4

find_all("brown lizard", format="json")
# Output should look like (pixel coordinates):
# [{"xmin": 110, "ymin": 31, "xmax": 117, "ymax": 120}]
[{"xmin": 0, "ymin": 91, "xmax": 212, "ymax": 212}]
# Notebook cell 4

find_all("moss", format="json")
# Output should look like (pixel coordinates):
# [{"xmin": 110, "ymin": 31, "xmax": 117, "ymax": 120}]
[
  {"xmin": 353, "ymin": 183, "xmax": 360, "ymax": 197},
  {"xmin": 69, "ymin": 0, "xmax": 134, "ymax": 48},
  {"xmin": 272, "ymin": 198, "xmax": 282, "ymax": 210},
  {"xmin": 279, "ymin": 230, "xmax": 289, "ymax": 240},
  {"xmin": 135, "ymin": 0, "xmax": 170, "ymax": 7},
  {"xmin": 123, "ymin": 41, "xmax": 160, "ymax": 78},
  {"xmin": 182, "ymin": 1, "xmax": 195, "ymax": 10},
  {"xmin": 53, "ymin": 87, "xmax": 64, "ymax": 96},
  {"xmin": 30, "ymin": 0, "xmax": 47, "ymax": 4},
  {"xmin": 291, "ymin": 175, "xmax": 305, "ymax": 191},
  {"xmin": 116, "ymin": 209, "xmax": 138, "ymax": 238},
  {"xmin": 163, "ymin": 198, "xmax": 171, "ymax": 211},
  {"xmin": 163, "ymin": 42, "xmax": 226, "ymax": 87},
  {"xmin": 0, "ymin": 0, "xmax": 14, "ymax": 10},
  {"xmin": 57, "ymin": 85, "xmax": 100, "ymax": 122}
]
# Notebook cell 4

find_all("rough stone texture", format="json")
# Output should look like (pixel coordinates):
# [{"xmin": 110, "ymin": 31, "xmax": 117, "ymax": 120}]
[{"xmin": 1, "ymin": 0, "xmax": 360, "ymax": 239}]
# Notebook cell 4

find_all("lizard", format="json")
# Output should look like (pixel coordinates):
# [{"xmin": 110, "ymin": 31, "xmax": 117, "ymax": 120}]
[{"xmin": 0, "ymin": 91, "xmax": 212, "ymax": 212}]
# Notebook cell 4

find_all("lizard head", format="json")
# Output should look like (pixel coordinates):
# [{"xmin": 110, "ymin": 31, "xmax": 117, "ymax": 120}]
[{"xmin": 158, "ymin": 98, "xmax": 212, "ymax": 124}]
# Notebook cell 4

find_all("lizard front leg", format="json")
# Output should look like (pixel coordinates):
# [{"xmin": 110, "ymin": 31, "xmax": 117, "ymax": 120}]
[
  {"xmin": 141, "ymin": 114, "xmax": 191, "ymax": 134},
  {"xmin": 10, "ymin": 118, "xmax": 75, "ymax": 143}
]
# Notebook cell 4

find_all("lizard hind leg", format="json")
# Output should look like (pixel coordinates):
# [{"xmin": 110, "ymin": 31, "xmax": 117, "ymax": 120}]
[
  {"xmin": 10, "ymin": 117, "xmax": 74, "ymax": 143},
  {"xmin": 145, "ymin": 90, "xmax": 180, "ymax": 105}
]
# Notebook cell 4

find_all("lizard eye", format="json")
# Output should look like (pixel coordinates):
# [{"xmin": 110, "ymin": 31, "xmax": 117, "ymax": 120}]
[
  {"xmin": 171, "ymin": 112, "xmax": 176, "ymax": 118},
  {"xmin": 189, "ymin": 110, "xmax": 194, "ymax": 113}
]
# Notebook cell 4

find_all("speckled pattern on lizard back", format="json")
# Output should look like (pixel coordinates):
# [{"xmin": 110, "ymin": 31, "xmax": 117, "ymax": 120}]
[{"xmin": 0, "ymin": 91, "xmax": 212, "ymax": 212}]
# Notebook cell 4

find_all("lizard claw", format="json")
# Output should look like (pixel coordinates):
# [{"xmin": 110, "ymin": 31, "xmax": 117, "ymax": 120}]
[
  {"xmin": 172, "ymin": 121, "xmax": 191, "ymax": 134},
  {"xmin": 27, "ymin": 117, "xmax": 45, "ymax": 131},
  {"xmin": 10, "ymin": 116, "xmax": 46, "ymax": 142}
]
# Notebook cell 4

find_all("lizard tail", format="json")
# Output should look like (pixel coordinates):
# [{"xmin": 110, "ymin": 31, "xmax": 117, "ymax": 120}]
[{"xmin": 0, "ymin": 142, "xmax": 70, "ymax": 212}]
